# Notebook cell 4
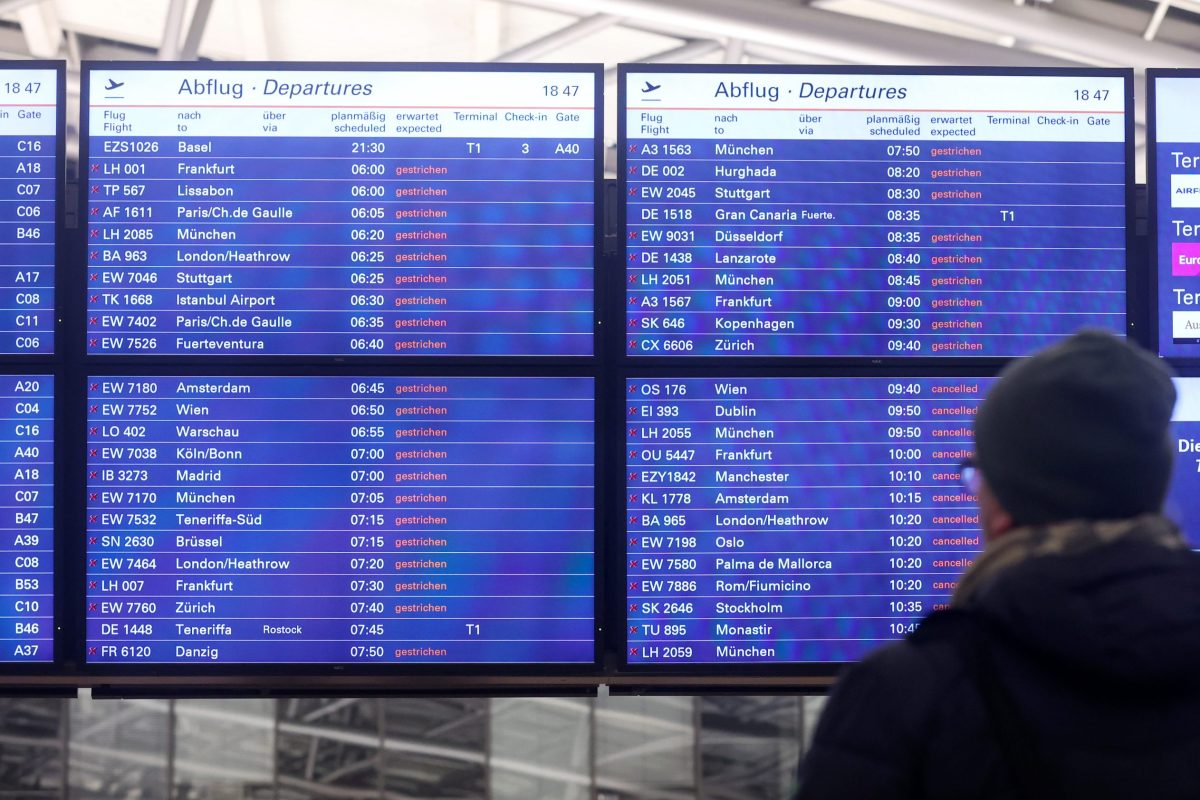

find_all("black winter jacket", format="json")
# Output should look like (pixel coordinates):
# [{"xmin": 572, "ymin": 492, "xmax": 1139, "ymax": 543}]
[{"xmin": 797, "ymin": 516, "xmax": 1200, "ymax": 799}]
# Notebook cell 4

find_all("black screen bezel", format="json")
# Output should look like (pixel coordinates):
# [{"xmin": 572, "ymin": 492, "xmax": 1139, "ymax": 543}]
[
  {"xmin": 1147, "ymin": 69, "xmax": 1200, "ymax": 362},
  {"xmin": 77, "ymin": 60, "xmax": 606, "ymax": 366},
  {"xmin": 71, "ymin": 61, "xmax": 607, "ymax": 690},
  {"xmin": 612, "ymin": 63, "xmax": 1137, "ymax": 681},
  {"xmin": 616, "ymin": 63, "xmax": 1142, "ymax": 367}
]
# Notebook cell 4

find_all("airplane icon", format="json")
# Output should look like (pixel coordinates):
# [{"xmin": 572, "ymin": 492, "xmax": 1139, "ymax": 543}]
[
  {"xmin": 641, "ymin": 81, "xmax": 661, "ymax": 93},
  {"xmin": 104, "ymin": 78, "xmax": 125, "ymax": 91}
]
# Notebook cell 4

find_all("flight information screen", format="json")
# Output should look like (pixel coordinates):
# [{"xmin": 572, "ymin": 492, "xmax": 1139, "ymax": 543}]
[
  {"xmin": 85, "ymin": 375, "xmax": 594, "ymax": 665},
  {"xmin": 83, "ymin": 65, "xmax": 598, "ymax": 357},
  {"xmin": 1153, "ymin": 76, "xmax": 1200, "ymax": 357},
  {"xmin": 627, "ymin": 375, "xmax": 1200, "ymax": 666},
  {"xmin": 1168, "ymin": 378, "xmax": 1200, "ymax": 535},
  {"xmin": 626, "ymin": 376, "xmax": 988, "ymax": 664},
  {"xmin": 0, "ymin": 375, "xmax": 52, "ymax": 662},
  {"xmin": 623, "ymin": 68, "xmax": 1129, "ymax": 358},
  {"xmin": 0, "ymin": 67, "xmax": 56, "ymax": 355}
]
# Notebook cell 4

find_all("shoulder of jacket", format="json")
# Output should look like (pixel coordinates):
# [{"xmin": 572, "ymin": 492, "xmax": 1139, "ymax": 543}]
[{"xmin": 840, "ymin": 625, "xmax": 969, "ymax": 712}]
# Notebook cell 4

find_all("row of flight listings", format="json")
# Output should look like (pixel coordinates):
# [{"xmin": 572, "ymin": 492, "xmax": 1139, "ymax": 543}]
[
  {"xmin": 1, "ymin": 373, "xmax": 1198, "ymax": 675},
  {"xmin": 0, "ymin": 61, "xmax": 1194, "ymax": 682},
  {"xmin": 0, "ymin": 61, "xmax": 1195, "ymax": 358}
]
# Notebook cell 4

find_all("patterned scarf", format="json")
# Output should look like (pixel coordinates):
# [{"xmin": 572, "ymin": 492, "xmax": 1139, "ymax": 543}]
[{"xmin": 952, "ymin": 514, "xmax": 1187, "ymax": 607}]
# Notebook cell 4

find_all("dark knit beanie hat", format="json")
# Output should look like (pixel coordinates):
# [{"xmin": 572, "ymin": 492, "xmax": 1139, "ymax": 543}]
[{"xmin": 974, "ymin": 329, "xmax": 1177, "ymax": 526}]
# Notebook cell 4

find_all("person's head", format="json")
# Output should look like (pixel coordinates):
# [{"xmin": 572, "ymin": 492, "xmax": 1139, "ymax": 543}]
[{"xmin": 970, "ymin": 329, "xmax": 1177, "ymax": 543}]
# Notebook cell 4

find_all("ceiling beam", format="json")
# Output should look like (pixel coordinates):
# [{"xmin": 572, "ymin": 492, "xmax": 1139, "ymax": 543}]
[
  {"xmin": 871, "ymin": 0, "xmax": 1200, "ymax": 66},
  {"xmin": 493, "ymin": 13, "xmax": 622, "ymax": 61},
  {"xmin": 158, "ymin": 0, "xmax": 187, "ymax": 60},
  {"xmin": 505, "ymin": 0, "xmax": 1083, "ymax": 66},
  {"xmin": 179, "ymin": 0, "xmax": 216, "ymax": 60},
  {"xmin": 743, "ymin": 42, "xmax": 850, "ymax": 65},
  {"xmin": 0, "ymin": 0, "xmax": 40, "ymax": 17},
  {"xmin": 15, "ymin": 0, "xmax": 60, "ymax": 58},
  {"xmin": 603, "ymin": 39, "xmax": 723, "ymax": 85},
  {"xmin": 724, "ymin": 38, "xmax": 744, "ymax": 64},
  {"xmin": 237, "ymin": 0, "xmax": 270, "ymax": 60}
]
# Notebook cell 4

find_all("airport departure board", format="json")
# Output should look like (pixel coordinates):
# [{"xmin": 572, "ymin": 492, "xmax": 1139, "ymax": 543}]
[
  {"xmin": 0, "ymin": 67, "xmax": 57, "ymax": 355},
  {"xmin": 85, "ymin": 376, "xmax": 594, "ymax": 665},
  {"xmin": 83, "ymin": 64, "xmax": 599, "ymax": 357},
  {"xmin": 1152, "ymin": 75, "xmax": 1200, "ymax": 357},
  {"xmin": 626, "ymin": 376, "xmax": 987, "ymax": 664},
  {"xmin": 1168, "ymin": 378, "xmax": 1200, "ymax": 534},
  {"xmin": 622, "ymin": 68, "xmax": 1130, "ymax": 358},
  {"xmin": 0, "ymin": 375, "xmax": 51, "ymax": 662}
]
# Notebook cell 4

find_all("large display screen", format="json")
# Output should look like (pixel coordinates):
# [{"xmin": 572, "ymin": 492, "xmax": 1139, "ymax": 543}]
[
  {"xmin": 622, "ymin": 67, "xmax": 1130, "ymax": 358},
  {"xmin": 1152, "ymin": 74, "xmax": 1200, "ymax": 357},
  {"xmin": 0, "ymin": 375, "xmax": 52, "ymax": 662},
  {"xmin": 82, "ymin": 64, "xmax": 599, "ymax": 357},
  {"xmin": 0, "ymin": 67, "xmax": 57, "ymax": 355},
  {"xmin": 85, "ymin": 376, "xmax": 594, "ymax": 665},
  {"xmin": 627, "ymin": 375, "xmax": 1200, "ymax": 667},
  {"xmin": 627, "ymin": 377, "xmax": 987, "ymax": 664},
  {"xmin": 1167, "ymin": 377, "xmax": 1200, "ymax": 534}
]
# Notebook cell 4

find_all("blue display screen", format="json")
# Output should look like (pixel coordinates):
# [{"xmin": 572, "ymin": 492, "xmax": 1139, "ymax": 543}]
[
  {"xmin": 85, "ymin": 376, "xmax": 594, "ymax": 665},
  {"xmin": 0, "ymin": 68, "xmax": 56, "ymax": 355},
  {"xmin": 627, "ymin": 376, "xmax": 1200, "ymax": 665},
  {"xmin": 0, "ymin": 374, "xmax": 52, "ymax": 661},
  {"xmin": 1153, "ymin": 77, "xmax": 1200, "ymax": 356},
  {"xmin": 84, "ymin": 67, "xmax": 597, "ymax": 357},
  {"xmin": 1167, "ymin": 378, "xmax": 1200, "ymax": 536},
  {"xmin": 623, "ymin": 69, "xmax": 1128, "ymax": 357}
]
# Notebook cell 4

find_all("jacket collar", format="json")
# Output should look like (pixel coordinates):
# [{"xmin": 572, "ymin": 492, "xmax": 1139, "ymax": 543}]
[{"xmin": 952, "ymin": 514, "xmax": 1186, "ymax": 607}]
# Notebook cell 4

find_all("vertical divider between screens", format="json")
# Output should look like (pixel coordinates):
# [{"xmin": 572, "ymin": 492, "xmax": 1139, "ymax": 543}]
[
  {"xmin": 603, "ymin": 70, "xmax": 630, "ymax": 671},
  {"xmin": 1148, "ymin": 71, "xmax": 1162, "ymax": 357},
  {"xmin": 1122, "ymin": 71, "xmax": 1146, "ymax": 349},
  {"xmin": 590, "ymin": 65, "xmax": 609, "ymax": 672},
  {"xmin": 62, "ymin": 64, "xmax": 90, "ymax": 678}
]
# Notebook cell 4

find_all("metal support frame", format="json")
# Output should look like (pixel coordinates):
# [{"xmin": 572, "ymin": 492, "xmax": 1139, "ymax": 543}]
[
  {"xmin": 158, "ymin": 0, "xmax": 188, "ymax": 60},
  {"xmin": 871, "ymin": 0, "xmax": 1200, "ymax": 65},
  {"xmin": 1148, "ymin": 0, "xmax": 1200, "ymax": 15},
  {"xmin": 0, "ymin": 0, "xmax": 41, "ymax": 16},
  {"xmin": 1145, "ymin": 1, "xmax": 1173, "ymax": 40},
  {"xmin": 180, "ymin": 0, "xmax": 216, "ymax": 60},
  {"xmin": 157, "ymin": 0, "xmax": 214, "ymax": 61},
  {"xmin": 493, "ymin": 13, "xmax": 623, "ymax": 61},
  {"xmin": 14, "ymin": 0, "xmax": 60, "ymax": 58},
  {"xmin": 603, "ymin": 39, "xmax": 723, "ymax": 85},
  {"xmin": 723, "ymin": 38, "xmax": 745, "ymax": 64},
  {"xmin": 507, "ymin": 0, "xmax": 1082, "ymax": 66}
]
